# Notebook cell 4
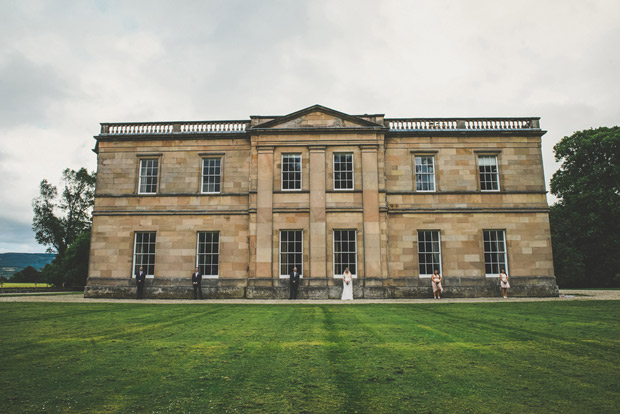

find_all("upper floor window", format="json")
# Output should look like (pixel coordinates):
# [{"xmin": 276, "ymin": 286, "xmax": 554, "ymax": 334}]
[
  {"xmin": 139, "ymin": 159, "xmax": 159, "ymax": 194},
  {"xmin": 334, "ymin": 153, "xmax": 354, "ymax": 190},
  {"xmin": 282, "ymin": 154, "xmax": 302, "ymax": 191},
  {"xmin": 415, "ymin": 156, "xmax": 435, "ymax": 191},
  {"xmin": 483, "ymin": 230, "xmax": 507, "ymax": 276},
  {"xmin": 202, "ymin": 158, "xmax": 221, "ymax": 194},
  {"xmin": 479, "ymin": 155, "xmax": 499, "ymax": 191}
]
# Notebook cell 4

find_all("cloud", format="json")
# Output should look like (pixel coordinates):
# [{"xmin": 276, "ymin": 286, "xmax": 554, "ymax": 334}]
[
  {"xmin": 0, "ymin": 216, "xmax": 41, "ymax": 253},
  {"xmin": 0, "ymin": 0, "xmax": 619, "ymax": 251},
  {"xmin": 0, "ymin": 52, "xmax": 69, "ymax": 127}
]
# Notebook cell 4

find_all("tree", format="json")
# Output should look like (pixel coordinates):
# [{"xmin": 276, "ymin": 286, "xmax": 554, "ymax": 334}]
[
  {"xmin": 47, "ymin": 230, "xmax": 91, "ymax": 287},
  {"xmin": 32, "ymin": 168, "xmax": 96, "ymax": 256},
  {"xmin": 549, "ymin": 126, "xmax": 620, "ymax": 287},
  {"xmin": 11, "ymin": 266, "xmax": 44, "ymax": 284}
]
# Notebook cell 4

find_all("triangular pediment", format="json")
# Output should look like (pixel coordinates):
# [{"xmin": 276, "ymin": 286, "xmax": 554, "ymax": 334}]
[{"xmin": 251, "ymin": 105, "xmax": 383, "ymax": 130}]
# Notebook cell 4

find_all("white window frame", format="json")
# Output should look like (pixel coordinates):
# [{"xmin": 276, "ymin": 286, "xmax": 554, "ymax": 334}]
[
  {"xmin": 132, "ymin": 232, "xmax": 156, "ymax": 278},
  {"xmin": 415, "ymin": 155, "xmax": 436, "ymax": 192},
  {"xmin": 201, "ymin": 158, "xmax": 222, "ymax": 194},
  {"xmin": 333, "ymin": 153, "xmax": 354, "ymax": 190},
  {"xmin": 478, "ymin": 155, "xmax": 500, "ymax": 192},
  {"xmin": 196, "ymin": 231, "xmax": 220, "ymax": 278},
  {"xmin": 417, "ymin": 230, "xmax": 442, "ymax": 278},
  {"xmin": 483, "ymin": 230, "xmax": 508, "ymax": 277},
  {"xmin": 333, "ymin": 230, "xmax": 358, "ymax": 278},
  {"xmin": 138, "ymin": 158, "xmax": 159, "ymax": 194},
  {"xmin": 281, "ymin": 153, "xmax": 302, "ymax": 191},
  {"xmin": 279, "ymin": 230, "xmax": 304, "ymax": 278}
]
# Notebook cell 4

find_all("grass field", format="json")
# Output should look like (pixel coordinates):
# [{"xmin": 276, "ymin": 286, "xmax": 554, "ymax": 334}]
[
  {"xmin": 1, "ymin": 302, "xmax": 619, "ymax": 413},
  {"xmin": 0, "ymin": 282, "xmax": 52, "ymax": 288},
  {"xmin": 0, "ymin": 291, "xmax": 82, "ymax": 297}
]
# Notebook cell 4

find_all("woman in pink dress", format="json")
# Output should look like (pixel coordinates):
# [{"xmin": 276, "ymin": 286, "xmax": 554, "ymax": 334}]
[
  {"xmin": 500, "ymin": 268, "xmax": 510, "ymax": 298},
  {"xmin": 431, "ymin": 269, "xmax": 443, "ymax": 299}
]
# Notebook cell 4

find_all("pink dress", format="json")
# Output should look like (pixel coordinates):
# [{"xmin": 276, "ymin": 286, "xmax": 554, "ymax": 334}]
[
  {"xmin": 432, "ymin": 275, "xmax": 443, "ymax": 293},
  {"xmin": 500, "ymin": 272, "xmax": 510, "ymax": 288}
]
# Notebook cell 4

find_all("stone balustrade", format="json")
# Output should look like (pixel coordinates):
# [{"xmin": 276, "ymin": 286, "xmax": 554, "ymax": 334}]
[
  {"xmin": 386, "ymin": 118, "xmax": 540, "ymax": 131},
  {"xmin": 100, "ymin": 117, "xmax": 539, "ymax": 135},
  {"xmin": 101, "ymin": 120, "xmax": 249, "ymax": 135}
]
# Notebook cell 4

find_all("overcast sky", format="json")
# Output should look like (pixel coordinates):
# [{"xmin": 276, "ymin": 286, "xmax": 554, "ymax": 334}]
[{"xmin": 1, "ymin": 0, "xmax": 619, "ymax": 253}]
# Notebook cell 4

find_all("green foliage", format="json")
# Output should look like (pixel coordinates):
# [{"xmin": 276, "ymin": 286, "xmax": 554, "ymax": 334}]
[
  {"xmin": 32, "ymin": 168, "xmax": 96, "ymax": 256},
  {"xmin": 10, "ymin": 266, "xmax": 44, "ymax": 283},
  {"xmin": 550, "ymin": 126, "xmax": 620, "ymax": 287},
  {"xmin": 1, "ymin": 302, "xmax": 619, "ymax": 413},
  {"xmin": 41, "ymin": 230, "xmax": 91, "ymax": 287}
]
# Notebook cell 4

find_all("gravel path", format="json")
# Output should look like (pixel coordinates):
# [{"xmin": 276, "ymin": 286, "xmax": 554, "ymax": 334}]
[{"xmin": 1, "ymin": 289, "xmax": 618, "ymax": 304}]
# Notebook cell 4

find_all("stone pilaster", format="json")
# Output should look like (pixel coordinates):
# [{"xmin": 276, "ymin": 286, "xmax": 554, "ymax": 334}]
[
  {"xmin": 309, "ymin": 146, "xmax": 326, "ymax": 278},
  {"xmin": 256, "ymin": 146, "xmax": 274, "ymax": 277},
  {"xmin": 361, "ymin": 145, "xmax": 382, "ymax": 278}
]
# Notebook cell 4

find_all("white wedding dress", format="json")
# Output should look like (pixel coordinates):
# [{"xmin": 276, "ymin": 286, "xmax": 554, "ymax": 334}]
[{"xmin": 341, "ymin": 273, "xmax": 353, "ymax": 300}]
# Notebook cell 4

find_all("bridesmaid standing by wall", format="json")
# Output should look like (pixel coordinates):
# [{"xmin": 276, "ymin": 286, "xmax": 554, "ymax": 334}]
[
  {"xmin": 500, "ymin": 268, "xmax": 510, "ymax": 298},
  {"xmin": 432, "ymin": 269, "xmax": 443, "ymax": 299}
]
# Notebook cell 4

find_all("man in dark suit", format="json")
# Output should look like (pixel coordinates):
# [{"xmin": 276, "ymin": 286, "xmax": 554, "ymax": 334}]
[
  {"xmin": 289, "ymin": 266, "xmax": 300, "ymax": 300},
  {"xmin": 191, "ymin": 267, "xmax": 203, "ymax": 299},
  {"xmin": 135, "ymin": 266, "xmax": 146, "ymax": 299}
]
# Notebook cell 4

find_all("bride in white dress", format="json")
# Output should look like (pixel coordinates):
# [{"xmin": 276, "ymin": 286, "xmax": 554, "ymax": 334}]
[{"xmin": 341, "ymin": 267, "xmax": 353, "ymax": 300}]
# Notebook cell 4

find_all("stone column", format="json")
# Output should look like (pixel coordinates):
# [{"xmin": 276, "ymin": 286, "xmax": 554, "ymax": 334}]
[
  {"xmin": 309, "ymin": 146, "xmax": 326, "ymax": 279},
  {"xmin": 256, "ymin": 146, "xmax": 274, "ymax": 277},
  {"xmin": 361, "ymin": 145, "xmax": 381, "ymax": 278}
]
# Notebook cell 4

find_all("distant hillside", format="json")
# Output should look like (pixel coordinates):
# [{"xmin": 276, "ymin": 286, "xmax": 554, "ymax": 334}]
[{"xmin": 0, "ymin": 253, "xmax": 56, "ymax": 279}]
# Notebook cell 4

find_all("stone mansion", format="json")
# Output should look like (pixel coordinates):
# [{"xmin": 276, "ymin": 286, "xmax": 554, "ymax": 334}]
[{"xmin": 85, "ymin": 105, "xmax": 558, "ymax": 298}]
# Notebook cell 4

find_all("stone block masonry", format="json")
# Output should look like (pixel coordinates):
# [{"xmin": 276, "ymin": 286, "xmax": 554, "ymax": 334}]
[{"xmin": 86, "ymin": 105, "xmax": 558, "ymax": 298}]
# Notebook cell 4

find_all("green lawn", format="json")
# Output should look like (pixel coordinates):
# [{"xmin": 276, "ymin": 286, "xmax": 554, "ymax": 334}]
[
  {"xmin": 0, "ymin": 282, "xmax": 52, "ymax": 288},
  {"xmin": 0, "ymin": 291, "xmax": 82, "ymax": 297},
  {"xmin": 1, "ymin": 302, "xmax": 619, "ymax": 413}
]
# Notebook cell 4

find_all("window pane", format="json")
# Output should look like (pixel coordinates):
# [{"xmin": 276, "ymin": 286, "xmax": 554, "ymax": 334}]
[
  {"xmin": 134, "ymin": 232, "xmax": 156, "ymax": 276},
  {"xmin": 479, "ymin": 156, "xmax": 499, "ymax": 191},
  {"xmin": 334, "ymin": 153, "xmax": 354, "ymax": 190},
  {"xmin": 280, "ymin": 230, "xmax": 303, "ymax": 275},
  {"xmin": 202, "ymin": 158, "xmax": 221, "ymax": 193},
  {"xmin": 334, "ymin": 230, "xmax": 357, "ymax": 275},
  {"xmin": 139, "ymin": 159, "xmax": 158, "ymax": 194},
  {"xmin": 417, "ymin": 230, "xmax": 441, "ymax": 276},
  {"xmin": 197, "ymin": 231, "xmax": 220, "ymax": 276},
  {"xmin": 483, "ymin": 230, "xmax": 507, "ymax": 276},
  {"xmin": 415, "ymin": 156, "xmax": 435, "ymax": 191},
  {"xmin": 282, "ymin": 154, "xmax": 302, "ymax": 190}
]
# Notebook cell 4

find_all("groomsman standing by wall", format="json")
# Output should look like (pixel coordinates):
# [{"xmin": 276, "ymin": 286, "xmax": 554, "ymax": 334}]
[
  {"xmin": 136, "ymin": 266, "xmax": 146, "ymax": 299},
  {"xmin": 289, "ymin": 266, "xmax": 300, "ymax": 300},
  {"xmin": 192, "ymin": 267, "xmax": 203, "ymax": 299}
]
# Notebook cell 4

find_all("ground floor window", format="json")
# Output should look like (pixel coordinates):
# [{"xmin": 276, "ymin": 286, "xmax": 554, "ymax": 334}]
[
  {"xmin": 133, "ymin": 232, "xmax": 156, "ymax": 276},
  {"xmin": 280, "ymin": 230, "xmax": 303, "ymax": 277},
  {"xmin": 333, "ymin": 230, "xmax": 357, "ymax": 277},
  {"xmin": 197, "ymin": 231, "xmax": 220, "ymax": 277},
  {"xmin": 418, "ymin": 230, "xmax": 441, "ymax": 277},
  {"xmin": 483, "ymin": 230, "xmax": 507, "ymax": 276}
]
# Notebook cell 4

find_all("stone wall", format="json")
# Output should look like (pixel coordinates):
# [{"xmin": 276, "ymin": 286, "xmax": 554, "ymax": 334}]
[
  {"xmin": 386, "ymin": 212, "xmax": 554, "ymax": 278},
  {"xmin": 87, "ymin": 107, "xmax": 557, "ymax": 299},
  {"xmin": 89, "ymin": 214, "xmax": 249, "ymax": 279}
]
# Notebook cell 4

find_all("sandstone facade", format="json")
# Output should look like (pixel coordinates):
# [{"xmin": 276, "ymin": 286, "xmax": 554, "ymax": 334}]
[{"xmin": 85, "ymin": 105, "xmax": 558, "ymax": 298}]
